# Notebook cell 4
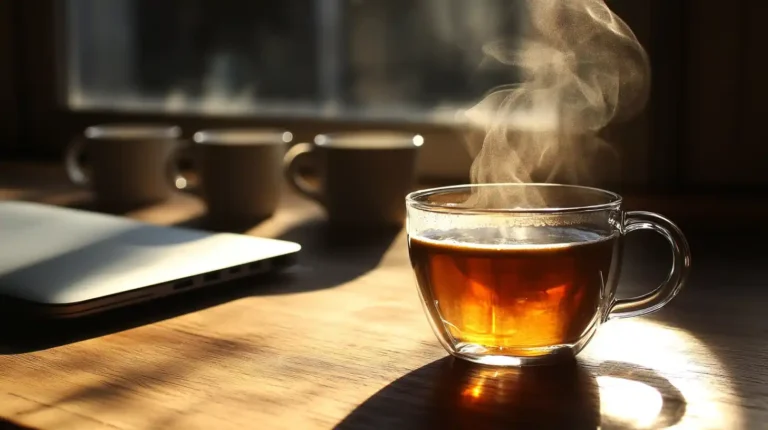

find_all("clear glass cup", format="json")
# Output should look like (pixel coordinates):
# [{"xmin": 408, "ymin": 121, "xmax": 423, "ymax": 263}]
[{"xmin": 406, "ymin": 184, "xmax": 691, "ymax": 366}]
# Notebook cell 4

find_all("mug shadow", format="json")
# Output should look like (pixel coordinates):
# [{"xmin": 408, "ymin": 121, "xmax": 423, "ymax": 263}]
[
  {"xmin": 54, "ymin": 192, "xmax": 166, "ymax": 216},
  {"xmin": 246, "ymin": 219, "xmax": 402, "ymax": 296},
  {"xmin": 3, "ymin": 188, "xmax": 137, "ymax": 217},
  {"xmin": 174, "ymin": 213, "xmax": 270, "ymax": 233},
  {"xmin": 335, "ymin": 357, "xmax": 687, "ymax": 430},
  {"xmin": 173, "ymin": 216, "xmax": 402, "ymax": 295},
  {"xmin": 64, "ymin": 198, "xmax": 141, "ymax": 215}
]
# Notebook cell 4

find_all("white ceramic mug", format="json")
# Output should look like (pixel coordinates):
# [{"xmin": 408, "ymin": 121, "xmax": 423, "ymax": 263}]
[
  {"xmin": 65, "ymin": 124, "xmax": 184, "ymax": 210},
  {"xmin": 284, "ymin": 131, "xmax": 423, "ymax": 227},
  {"xmin": 192, "ymin": 129, "xmax": 292, "ymax": 222}
]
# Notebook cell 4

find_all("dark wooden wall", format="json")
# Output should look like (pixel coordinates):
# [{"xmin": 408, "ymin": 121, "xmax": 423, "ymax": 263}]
[
  {"xmin": 0, "ymin": 0, "xmax": 18, "ymax": 155},
  {"xmin": 684, "ymin": 2, "xmax": 768, "ymax": 190}
]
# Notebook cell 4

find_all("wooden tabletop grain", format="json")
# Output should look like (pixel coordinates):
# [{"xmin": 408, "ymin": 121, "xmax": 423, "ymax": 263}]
[{"xmin": 0, "ymin": 163, "xmax": 765, "ymax": 429}]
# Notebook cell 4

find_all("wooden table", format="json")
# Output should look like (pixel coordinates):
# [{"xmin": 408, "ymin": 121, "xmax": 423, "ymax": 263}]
[{"xmin": 0, "ymin": 163, "xmax": 766, "ymax": 429}]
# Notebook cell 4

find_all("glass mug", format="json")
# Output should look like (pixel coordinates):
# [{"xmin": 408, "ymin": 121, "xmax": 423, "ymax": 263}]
[{"xmin": 406, "ymin": 184, "xmax": 691, "ymax": 366}]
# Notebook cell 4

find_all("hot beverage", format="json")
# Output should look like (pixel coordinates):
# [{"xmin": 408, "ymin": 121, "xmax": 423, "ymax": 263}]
[
  {"xmin": 407, "ymin": 183, "xmax": 689, "ymax": 365},
  {"xmin": 409, "ymin": 227, "xmax": 618, "ymax": 354}
]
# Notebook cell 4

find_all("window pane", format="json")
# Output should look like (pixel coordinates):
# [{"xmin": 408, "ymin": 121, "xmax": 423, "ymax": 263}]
[{"xmin": 67, "ymin": 0, "xmax": 522, "ymax": 121}]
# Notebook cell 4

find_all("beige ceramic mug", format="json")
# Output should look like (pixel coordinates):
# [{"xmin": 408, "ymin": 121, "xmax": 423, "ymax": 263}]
[
  {"xmin": 284, "ymin": 131, "xmax": 423, "ymax": 227},
  {"xmin": 192, "ymin": 129, "xmax": 292, "ymax": 223},
  {"xmin": 65, "ymin": 124, "xmax": 185, "ymax": 210}
]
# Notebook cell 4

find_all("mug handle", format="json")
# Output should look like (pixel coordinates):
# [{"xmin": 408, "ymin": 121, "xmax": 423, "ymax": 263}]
[
  {"xmin": 64, "ymin": 139, "xmax": 90, "ymax": 186},
  {"xmin": 283, "ymin": 142, "xmax": 322, "ymax": 202},
  {"xmin": 607, "ymin": 211, "xmax": 691, "ymax": 320},
  {"xmin": 167, "ymin": 141, "xmax": 190, "ymax": 191}
]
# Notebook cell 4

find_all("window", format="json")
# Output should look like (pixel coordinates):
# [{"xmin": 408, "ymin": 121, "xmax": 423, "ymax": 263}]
[
  {"xmin": 9, "ymin": 0, "xmax": 688, "ymax": 190},
  {"xmin": 66, "ymin": 0, "xmax": 522, "ymax": 122}
]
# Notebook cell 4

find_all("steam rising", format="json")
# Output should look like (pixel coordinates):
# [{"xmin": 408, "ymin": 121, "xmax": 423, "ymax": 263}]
[{"xmin": 464, "ymin": 0, "xmax": 649, "ymax": 207}]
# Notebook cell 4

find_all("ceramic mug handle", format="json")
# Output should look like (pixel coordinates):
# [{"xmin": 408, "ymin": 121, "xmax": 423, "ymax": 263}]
[
  {"xmin": 64, "ymin": 139, "xmax": 90, "ymax": 186},
  {"xmin": 283, "ymin": 143, "xmax": 322, "ymax": 203},
  {"xmin": 166, "ymin": 141, "xmax": 190, "ymax": 191}
]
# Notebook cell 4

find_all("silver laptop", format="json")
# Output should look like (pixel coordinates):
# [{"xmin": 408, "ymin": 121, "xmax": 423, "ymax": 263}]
[{"xmin": 0, "ymin": 201, "xmax": 300, "ymax": 318}]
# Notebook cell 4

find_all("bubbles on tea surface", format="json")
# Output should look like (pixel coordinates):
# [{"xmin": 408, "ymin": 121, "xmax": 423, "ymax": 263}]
[{"xmin": 416, "ymin": 226, "xmax": 609, "ymax": 249}]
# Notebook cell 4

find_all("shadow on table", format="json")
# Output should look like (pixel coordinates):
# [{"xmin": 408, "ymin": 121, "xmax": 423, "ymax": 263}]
[
  {"xmin": 335, "ymin": 357, "xmax": 686, "ymax": 430},
  {"xmin": 0, "ymin": 418, "xmax": 36, "ymax": 430},
  {"xmin": 174, "ymin": 216, "xmax": 402, "ymax": 295},
  {"xmin": 250, "ymin": 219, "xmax": 402, "ymax": 296},
  {"xmin": 173, "ymin": 214, "xmax": 268, "ymax": 233},
  {"xmin": 5, "ymin": 189, "xmax": 139, "ymax": 216},
  {"xmin": 61, "ymin": 197, "xmax": 145, "ymax": 215},
  {"xmin": 0, "ymin": 276, "xmax": 260, "ymax": 354}
]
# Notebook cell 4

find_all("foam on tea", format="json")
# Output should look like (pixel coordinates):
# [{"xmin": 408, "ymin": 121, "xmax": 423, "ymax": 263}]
[{"xmin": 409, "ymin": 226, "xmax": 619, "ymax": 356}]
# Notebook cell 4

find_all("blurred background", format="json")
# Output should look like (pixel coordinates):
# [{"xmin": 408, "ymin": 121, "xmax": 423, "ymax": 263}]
[{"xmin": 0, "ymin": 0, "xmax": 765, "ymax": 193}]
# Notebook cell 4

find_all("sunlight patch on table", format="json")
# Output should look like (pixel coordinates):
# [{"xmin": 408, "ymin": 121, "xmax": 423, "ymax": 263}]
[
  {"xmin": 597, "ymin": 375, "xmax": 663, "ymax": 429},
  {"xmin": 586, "ymin": 318, "xmax": 742, "ymax": 429}
]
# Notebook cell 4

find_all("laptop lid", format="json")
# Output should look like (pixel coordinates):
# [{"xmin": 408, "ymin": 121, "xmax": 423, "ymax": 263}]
[{"xmin": 0, "ymin": 201, "xmax": 300, "ymax": 306}]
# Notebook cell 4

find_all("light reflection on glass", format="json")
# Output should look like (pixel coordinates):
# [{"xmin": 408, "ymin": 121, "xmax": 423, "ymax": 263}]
[
  {"xmin": 174, "ymin": 177, "xmax": 188, "ymax": 190},
  {"xmin": 476, "ymin": 356, "xmax": 522, "ymax": 366},
  {"xmin": 584, "ymin": 319, "xmax": 742, "ymax": 429}
]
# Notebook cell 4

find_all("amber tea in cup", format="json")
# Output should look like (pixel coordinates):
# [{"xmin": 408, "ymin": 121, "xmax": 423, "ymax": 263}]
[
  {"xmin": 406, "ymin": 184, "xmax": 690, "ymax": 366},
  {"xmin": 410, "ymin": 230, "xmax": 615, "ymax": 349}
]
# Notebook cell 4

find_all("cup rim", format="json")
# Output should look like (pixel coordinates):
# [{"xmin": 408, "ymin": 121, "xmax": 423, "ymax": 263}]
[
  {"xmin": 315, "ymin": 131, "xmax": 423, "ymax": 149},
  {"xmin": 406, "ymin": 183, "xmax": 622, "ymax": 214},
  {"xmin": 193, "ymin": 129, "xmax": 293, "ymax": 146},
  {"xmin": 84, "ymin": 124, "xmax": 182, "ymax": 140}
]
